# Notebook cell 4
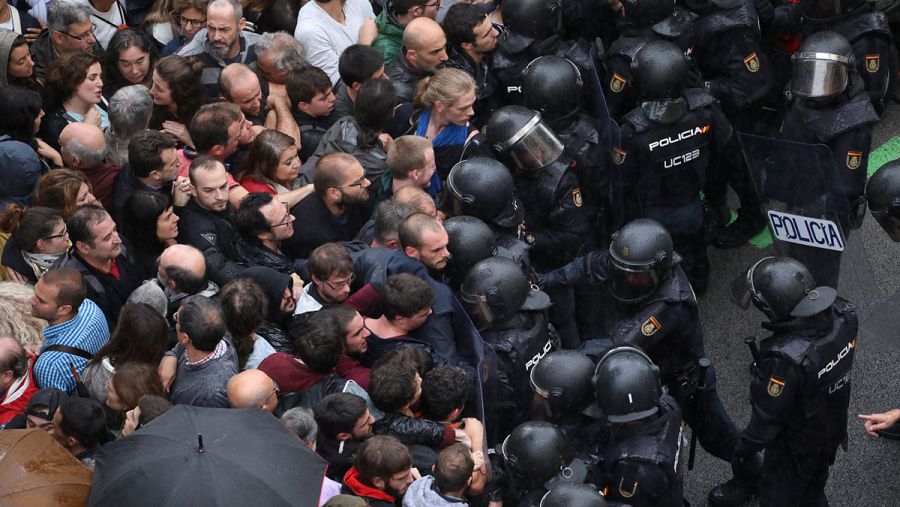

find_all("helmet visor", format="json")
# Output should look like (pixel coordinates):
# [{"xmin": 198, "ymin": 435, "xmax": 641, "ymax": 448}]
[
  {"xmin": 730, "ymin": 257, "xmax": 770, "ymax": 310},
  {"xmin": 609, "ymin": 267, "xmax": 658, "ymax": 303},
  {"xmin": 504, "ymin": 120, "xmax": 564, "ymax": 171},
  {"xmin": 791, "ymin": 54, "xmax": 849, "ymax": 98},
  {"xmin": 461, "ymin": 289, "xmax": 495, "ymax": 330}
]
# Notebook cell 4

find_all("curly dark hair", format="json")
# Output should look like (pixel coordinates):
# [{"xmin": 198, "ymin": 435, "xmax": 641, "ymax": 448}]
[
  {"xmin": 148, "ymin": 55, "xmax": 208, "ymax": 127},
  {"xmin": 103, "ymin": 29, "xmax": 157, "ymax": 97},
  {"xmin": 44, "ymin": 52, "xmax": 102, "ymax": 110}
]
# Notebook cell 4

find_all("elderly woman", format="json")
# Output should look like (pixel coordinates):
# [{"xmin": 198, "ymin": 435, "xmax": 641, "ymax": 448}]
[{"xmin": 105, "ymin": 85, "xmax": 154, "ymax": 165}]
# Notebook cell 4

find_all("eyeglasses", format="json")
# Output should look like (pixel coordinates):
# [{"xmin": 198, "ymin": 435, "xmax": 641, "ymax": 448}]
[
  {"xmin": 176, "ymin": 15, "xmax": 207, "ymax": 28},
  {"xmin": 337, "ymin": 176, "xmax": 368, "ymax": 190},
  {"xmin": 424, "ymin": 1, "xmax": 441, "ymax": 7},
  {"xmin": 271, "ymin": 201, "xmax": 294, "ymax": 229},
  {"xmin": 323, "ymin": 273, "xmax": 355, "ymax": 291},
  {"xmin": 57, "ymin": 24, "xmax": 97, "ymax": 42},
  {"xmin": 42, "ymin": 226, "xmax": 68, "ymax": 241}
]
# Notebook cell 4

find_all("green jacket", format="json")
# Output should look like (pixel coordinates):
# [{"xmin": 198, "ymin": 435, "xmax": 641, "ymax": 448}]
[{"xmin": 372, "ymin": 10, "xmax": 405, "ymax": 65}]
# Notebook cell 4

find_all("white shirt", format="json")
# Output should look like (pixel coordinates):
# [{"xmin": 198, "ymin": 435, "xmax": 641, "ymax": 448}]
[{"xmin": 294, "ymin": 0, "xmax": 374, "ymax": 84}]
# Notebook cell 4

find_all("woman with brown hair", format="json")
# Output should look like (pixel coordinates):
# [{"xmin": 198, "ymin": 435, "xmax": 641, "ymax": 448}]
[
  {"xmin": 33, "ymin": 169, "xmax": 101, "ymax": 220},
  {"xmin": 148, "ymin": 54, "xmax": 207, "ymax": 146},
  {"xmin": 0, "ymin": 206, "xmax": 68, "ymax": 284},
  {"xmin": 39, "ymin": 52, "xmax": 108, "ymax": 151},
  {"xmin": 236, "ymin": 130, "xmax": 311, "ymax": 206},
  {"xmin": 219, "ymin": 277, "xmax": 276, "ymax": 370},
  {"xmin": 105, "ymin": 362, "xmax": 166, "ymax": 427}
]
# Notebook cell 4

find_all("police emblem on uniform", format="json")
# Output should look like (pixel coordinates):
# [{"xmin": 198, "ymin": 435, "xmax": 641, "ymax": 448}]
[
  {"xmin": 610, "ymin": 73, "xmax": 627, "ymax": 93},
  {"xmin": 641, "ymin": 316, "xmax": 661, "ymax": 336},
  {"xmin": 572, "ymin": 187, "xmax": 583, "ymax": 207},
  {"xmin": 613, "ymin": 148, "xmax": 627, "ymax": 165},
  {"xmin": 847, "ymin": 151, "xmax": 862, "ymax": 170},
  {"xmin": 767, "ymin": 377, "xmax": 784, "ymax": 397},
  {"xmin": 865, "ymin": 55, "xmax": 880, "ymax": 73},
  {"xmin": 743, "ymin": 52, "xmax": 760, "ymax": 73}
]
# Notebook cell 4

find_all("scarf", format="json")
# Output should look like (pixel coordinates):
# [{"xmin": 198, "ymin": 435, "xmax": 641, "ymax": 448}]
[
  {"xmin": 22, "ymin": 250, "xmax": 63, "ymax": 278},
  {"xmin": 416, "ymin": 108, "xmax": 469, "ymax": 148}
]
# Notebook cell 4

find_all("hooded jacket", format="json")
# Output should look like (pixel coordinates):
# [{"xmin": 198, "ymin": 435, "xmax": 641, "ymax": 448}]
[
  {"xmin": 0, "ymin": 136, "xmax": 41, "ymax": 208},
  {"xmin": 372, "ymin": 9, "xmax": 404, "ymax": 65},
  {"xmin": 403, "ymin": 475, "xmax": 468, "ymax": 507},
  {"xmin": 175, "ymin": 28, "xmax": 261, "ymax": 97},
  {"xmin": 0, "ymin": 28, "xmax": 20, "ymax": 86}
]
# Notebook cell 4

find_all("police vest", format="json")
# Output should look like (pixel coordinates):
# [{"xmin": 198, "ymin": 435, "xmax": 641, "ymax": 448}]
[
  {"xmin": 761, "ymin": 298, "xmax": 858, "ymax": 443},
  {"xmin": 598, "ymin": 394, "xmax": 684, "ymax": 507},
  {"xmin": 791, "ymin": 92, "xmax": 879, "ymax": 143},
  {"xmin": 621, "ymin": 89, "xmax": 718, "ymax": 208},
  {"xmin": 514, "ymin": 159, "xmax": 571, "ymax": 228}
]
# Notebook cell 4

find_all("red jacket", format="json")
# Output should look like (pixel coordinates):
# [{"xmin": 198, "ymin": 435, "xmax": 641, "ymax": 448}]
[{"xmin": 0, "ymin": 354, "xmax": 38, "ymax": 425}]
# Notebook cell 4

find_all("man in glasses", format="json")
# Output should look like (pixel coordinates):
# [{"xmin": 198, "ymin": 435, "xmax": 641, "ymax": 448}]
[
  {"xmin": 373, "ymin": 0, "xmax": 441, "ymax": 66},
  {"xmin": 283, "ymin": 153, "xmax": 372, "ymax": 260},
  {"xmin": 232, "ymin": 192, "xmax": 298, "ymax": 274},
  {"xmin": 31, "ymin": 0, "xmax": 103, "ymax": 79}
]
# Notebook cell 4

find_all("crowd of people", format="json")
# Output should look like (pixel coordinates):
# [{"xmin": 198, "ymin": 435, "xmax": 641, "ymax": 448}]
[{"xmin": 1, "ymin": 0, "xmax": 900, "ymax": 505}]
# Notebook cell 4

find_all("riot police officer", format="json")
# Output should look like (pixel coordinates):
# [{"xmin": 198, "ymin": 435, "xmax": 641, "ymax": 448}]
[
  {"xmin": 491, "ymin": 420, "xmax": 587, "ymax": 506},
  {"xmin": 461, "ymin": 256, "xmax": 557, "ymax": 441},
  {"xmin": 530, "ymin": 350, "xmax": 604, "ymax": 462},
  {"xmin": 710, "ymin": 256, "xmax": 857, "ymax": 506},
  {"xmin": 443, "ymin": 215, "xmax": 499, "ymax": 288},
  {"xmin": 867, "ymin": 160, "xmax": 900, "ymax": 242},
  {"xmin": 445, "ymin": 157, "xmax": 533, "ymax": 272},
  {"xmin": 799, "ymin": 0, "xmax": 893, "ymax": 114},
  {"xmin": 610, "ymin": 41, "xmax": 752, "ymax": 289},
  {"xmin": 540, "ymin": 483, "xmax": 607, "ymax": 507},
  {"xmin": 541, "ymin": 219, "xmax": 749, "ymax": 488},
  {"xmin": 588, "ymin": 346, "xmax": 685, "ymax": 506},
  {"xmin": 779, "ymin": 31, "xmax": 879, "ymax": 287},
  {"xmin": 522, "ymin": 55, "xmax": 610, "ymax": 241}
]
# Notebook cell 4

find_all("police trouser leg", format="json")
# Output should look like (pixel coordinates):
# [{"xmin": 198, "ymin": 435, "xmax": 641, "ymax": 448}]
[
  {"xmin": 759, "ymin": 444, "xmax": 830, "ymax": 507},
  {"xmin": 671, "ymin": 365, "xmax": 741, "ymax": 463}
]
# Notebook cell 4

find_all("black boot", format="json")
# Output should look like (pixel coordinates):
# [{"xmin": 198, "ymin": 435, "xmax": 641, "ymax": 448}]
[
  {"xmin": 713, "ymin": 212, "xmax": 766, "ymax": 249},
  {"xmin": 708, "ymin": 478, "xmax": 757, "ymax": 507}
]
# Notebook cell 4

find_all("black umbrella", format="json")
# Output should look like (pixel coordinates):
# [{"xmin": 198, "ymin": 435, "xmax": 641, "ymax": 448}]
[{"xmin": 87, "ymin": 406, "xmax": 327, "ymax": 507}]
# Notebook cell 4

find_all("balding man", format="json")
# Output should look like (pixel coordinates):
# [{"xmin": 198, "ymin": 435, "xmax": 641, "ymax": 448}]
[
  {"xmin": 294, "ymin": 0, "xmax": 377, "ymax": 84},
  {"xmin": 59, "ymin": 123, "xmax": 121, "ymax": 210},
  {"xmin": 133, "ymin": 244, "xmax": 219, "ymax": 322},
  {"xmin": 176, "ymin": 0, "xmax": 262, "ymax": 98},
  {"xmin": 219, "ymin": 63, "xmax": 299, "ymax": 141},
  {"xmin": 386, "ymin": 17, "xmax": 448, "ymax": 102},
  {"xmin": 282, "ymin": 153, "xmax": 373, "ymax": 259},
  {"xmin": 227, "ymin": 369, "xmax": 278, "ymax": 412},
  {"xmin": 0, "ymin": 336, "xmax": 38, "ymax": 426},
  {"xmin": 399, "ymin": 212, "xmax": 449, "ymax": 273},
  {"xmin": 372, "ymin": 0, "xmax": 441, "ymax": 65}
]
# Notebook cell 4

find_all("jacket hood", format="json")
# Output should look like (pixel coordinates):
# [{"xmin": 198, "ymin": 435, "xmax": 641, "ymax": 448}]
[
  {"xmin": 0, "ymin": 28, "xmax": 21, "ymax": 87},
  {"xmin": 238, "ymin": 266, "xmax": 292, "ymax": 322},
  {"xmin": 402, "ymin": 475, "xmax": 468, "ymax": 507},
  {"xmin": 0, "ymin": 136, "xmax": 41, "ymax": 208}
]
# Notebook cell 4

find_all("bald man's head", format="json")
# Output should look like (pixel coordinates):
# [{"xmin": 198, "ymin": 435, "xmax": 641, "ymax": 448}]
[
  {"xmin": 219, "ymin": 63, "xmax": 263, "ymax": 116},
  {"xmin": 228, "ymin": 369, "xmax": 278, "ymax": 412},
  {"xmin": 0, "ymin": 336, "xmax": 27, "ymax": 392},
  {"xmin": 60, "ymin": 123, "xmax": 107, "ymax": 170},
  {"xmin": 158, "ymin": 244, "xmax": 208, "ymax": 294},
  {"xmin": 393, "ymin": 186, "xmax": 437, "ymax": 217},
  {"xmin": 403, "ymin": 18, "xmax": 448, "ymax": 73}
]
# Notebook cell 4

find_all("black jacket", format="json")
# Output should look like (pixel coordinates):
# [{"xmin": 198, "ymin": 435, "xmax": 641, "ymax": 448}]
[
  {"xmin": 385, "ymin": 49, "xmax": 428, "ymax": 103},
  {"xmin": 176, "ymin": 199, "xmax": 241, "ymax": 282},
  {"xmin": 281, "ymin": 193, "xmax": 370, "ymax": 260},
  {"xmin": 110, "ymin": 165, "xmax": 172, "ymax": 222}
]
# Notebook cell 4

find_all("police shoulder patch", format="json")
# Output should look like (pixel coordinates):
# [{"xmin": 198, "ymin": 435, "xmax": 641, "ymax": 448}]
[
  {"xmin": 572, "ymin": 187, "xmax": 583, "ymax": 207},
  {"xmin": 743, "ymin": 52, "xmax": 760, "ymax": 73},
  {"xmin": 613, "ymin": 147, "xmax": 627, "ymax": 165},
  {"xmin": 847, "ymin": 151, "xmax": 862, "ymax": 170},
  {"xmin": 865, "ymin": 55, "xmax": 880, "ymax": 73},
  {"xmin": 767, "ymin": 377, "xmax": 785, "ymax": 397},
  {"xmin": 610, "ymin": 73, "xmax": 627, "ymax": 93},
  {"xmin": 641, "ymin": 315, "xmax": 662, "ymax": 336}
]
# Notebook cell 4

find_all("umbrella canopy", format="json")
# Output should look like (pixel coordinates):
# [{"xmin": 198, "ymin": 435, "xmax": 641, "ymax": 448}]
[
  {"xmin": 0, "ymin": 428, "xmax": 92, "ymax": 507},
  {"xmin": 88, "ymin": 406, "xmax": 328, "ymax": 507}
]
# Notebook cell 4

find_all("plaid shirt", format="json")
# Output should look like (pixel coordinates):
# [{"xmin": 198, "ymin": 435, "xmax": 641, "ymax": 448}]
[{"xmin": 34, "ymin": 300, "xmax": 110, "ymax": 395}]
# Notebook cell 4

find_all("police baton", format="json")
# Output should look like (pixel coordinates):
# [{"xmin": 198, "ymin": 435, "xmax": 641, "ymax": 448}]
[
  {"xmin": 688, "ymin": 357, "xmax": 711, "ymax": 471},
  {"xmin": 744, "ymin": 337, "xmax": 762, "ymax": 368}
]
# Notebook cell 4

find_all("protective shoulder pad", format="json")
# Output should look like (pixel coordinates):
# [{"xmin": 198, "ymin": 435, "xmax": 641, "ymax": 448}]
[{"xmin": 684, "ymin": 88, "xmax": 718, "ymax": 110}]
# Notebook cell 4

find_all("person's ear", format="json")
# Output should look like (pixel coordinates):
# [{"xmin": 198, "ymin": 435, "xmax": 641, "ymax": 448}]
[
  {"xmin": 448, "ymin": 407, "xmax": 462, "ymax": 422},
  {"xmin": 460, "ymin": 41, "xmax": 474, "ymax": 53},
  {"xmin": 57, "ymin": 304, "xmax": 74, "ymax": 318},
  {"xmin": 384, "ymin": 238, "xmax": 400, "ymax": 250},
  {"xmin": 404, "ymin": 245, "xmax": 419, "ymax": 260},
  {"xmin": 298, "ymin": 101, "xmax": 311, "ymax": 114},
  {"xmin": 66, "ymin": 435, "xmax": 79, "ymax": 449},
  {"xmin": 149, "ymin": 169, "xmax": 161, "ymax": 181},
  {"xmin": 325, "ymin": 186, "xmax": 341, "ymax": 202},
  {"xmin": 238, "ymin": 18, "xmax": 246, "ymax": 32},
  {"xmin": 210, "ymin": 145, "xmax": 226, "ymax": 159},
  {"xmin": 371, "ymin": 477, "xmax": 386, "ymax": 490},
  {"xmin": 350, "ymin": 82, "xmax": 362, "ymax": 93},
  {"xmin": 74, "ymin": 240, "xmax": 91, "ymax": 257},
  {"xmin": 335, "ymin": 431, "xmax": 352, "ymax": 441},
  {"xmin": 50, "ymin": 31, "xmax": 65, "ymax": 48}
]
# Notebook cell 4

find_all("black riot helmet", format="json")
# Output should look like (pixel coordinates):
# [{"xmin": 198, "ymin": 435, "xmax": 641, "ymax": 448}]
[
  {"xmin": 632, "ymin": 40, "xmax": 689, "ymax": 123},
  {"xmin": 592, "ymin": 346, "xmax": 662, "ymax": 424},
  {"xmin": 791, "ymin": 31, "xmax": 854, "ymax": 98},
  {"xmin": 485, "ymin": 105, "xmax": 564, "ymax": 172},
  {"xmin": 867, "ymin": 161, "xmax": 900, "ymax": 242},
  {"xmin": 530, "ymin": 350, "xmax": 596, "ymax": 416},
  {"xmin": 500, "ymin": 0, "xmax": 562, "ymax": 41},
  {"xmin": 798, "ymin": 0, "xmax": 866, "ymax": 22},
  {"xmin": 540, "ymin": 484, "xmax": 608, "ymax": 507},
  {"xmin": 444, "ymin": 216, "xmax": 498, "ymax": 279},
  {"xmin": 460, "ymin": 256, "xmax": 529, "ymax": 330},
  {"xmin": 501, "ymin": 421, "xmax": 574, "ymax": 488},
  {"xmin": 522, "ymin": 56, "xmax": 583, "ymax": 120},
  {"xmin": 608, "ymin": 218, "xmax": 679, "ymax": 303},
  {"xmin": 622, "ymin": 0, "xmax": 675, "ymax": 28},
  {"xmin": 730, "ymin": 256, "xmax": 837, "ymax": 323},
  {"xmin": 447, "ymin": 157, "xmax": 526, "ymax": 228}
]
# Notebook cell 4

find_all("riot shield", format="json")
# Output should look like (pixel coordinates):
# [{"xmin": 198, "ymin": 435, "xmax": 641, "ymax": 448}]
[
  {"xmin": 585, "ymin": 43, "xmax": 622, "ymax": 156},
  {"xmin": 739, "ymin": 133, "xmax": 875, "ymax": 292}
]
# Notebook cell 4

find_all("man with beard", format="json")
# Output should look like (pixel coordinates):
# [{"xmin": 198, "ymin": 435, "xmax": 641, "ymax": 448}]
[
  {"xmin": 442, "ymin": 3, "xmax": 501, "ymax": 128},
  {"xmin": 342, "ymin": 435, "xmax": 417, "ymax": 505},
  {"xmin": 321, "ymin": 305, "xmax": 372, "ymax": 390},
  {"xmin": 315, "ymin": 393, "xmax": 377, "ymax": 482},
  {"xmin": 232, "ymin": 192, "xmax": 298, "ymax": 274},
  {"xmin": 282, "ymin": 153, "xmax": 372, "ymax": 259},
  {"xmin": 176, "ymin": 0, "xmax": 262, "ymax": 98},
  {"xmin": 385, "ymin": 17, "xmax": 448, "ymax": 103}
]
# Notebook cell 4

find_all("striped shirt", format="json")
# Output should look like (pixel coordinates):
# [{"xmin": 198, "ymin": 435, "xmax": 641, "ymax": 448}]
[{"xmin": 34, "ymin": 300, "xmax": 110, "ymax": 395}]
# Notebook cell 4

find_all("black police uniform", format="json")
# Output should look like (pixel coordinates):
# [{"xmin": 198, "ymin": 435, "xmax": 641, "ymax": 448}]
[
  {"xmin": 542, "ymin": 251, "xmax": 741, "ymax": 462},
  {"xmin": 612, "ymin": 88, "xmax": 740, "ymax": 285},
  {"xmin": 590, "ymin": 394, "xmax": 684, "ymax": 507},
  {"xmin": 805, "ymin": 6, "xmax": 894, "ymax": 114},
  {"xmin": 493, "ymin": 35, "xmax": 596, "ymax": 107},
  {"xmin": 734, "ymin": 298, "xmax": 857, "ymax": 505},
  {"xmin": 550, "ymin": 113, "xmax": 610, "ymax": 237}
]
